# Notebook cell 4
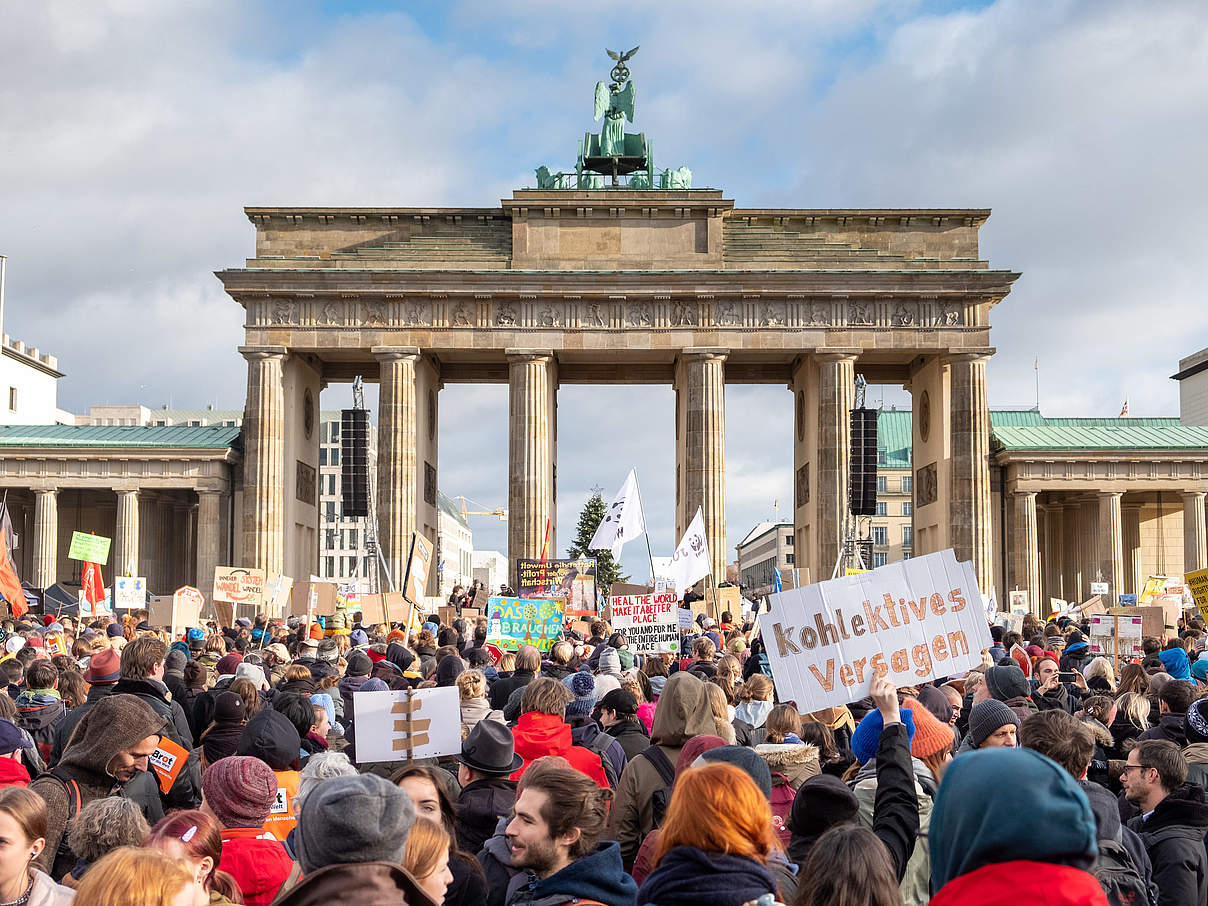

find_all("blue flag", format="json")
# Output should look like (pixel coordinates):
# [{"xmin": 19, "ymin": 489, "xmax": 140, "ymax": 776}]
[{"xmin": 772, "ymin": 565, "xmax": 783, "ymax": 594}]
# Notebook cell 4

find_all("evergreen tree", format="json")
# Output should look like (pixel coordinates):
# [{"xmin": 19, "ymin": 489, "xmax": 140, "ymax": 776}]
[{"xmin": 567, "ymin": 492, "xmax": 629, "ymax": 590}]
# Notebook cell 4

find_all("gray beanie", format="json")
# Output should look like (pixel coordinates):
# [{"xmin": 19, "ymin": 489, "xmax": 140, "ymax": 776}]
[
  {"xmin": 984, "ymin": 664, "xmax": 1029, "ymax": 702},
  {"xmin": 698, "ymin": 745, "xmax": 773, "ymax": 798},
  {"xmin": 295, "ymin": 773, "xmax": 415, "ymax": 872},
  {"xmin": 597, "ymin": 647, "xmax": 621, "ymax": 675},
  {"xmin": 968, "ymin": 699, "xmax": 1020, "ymax": 748},
  {"xmin": 345, "ymin": 650, "xmax": 372, "ymax": 677}
]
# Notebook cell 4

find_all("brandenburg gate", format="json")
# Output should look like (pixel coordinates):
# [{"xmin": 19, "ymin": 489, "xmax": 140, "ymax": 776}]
[{"xmin": 217, "ymin": 53, "xmax": 1018, "ymax": 594}]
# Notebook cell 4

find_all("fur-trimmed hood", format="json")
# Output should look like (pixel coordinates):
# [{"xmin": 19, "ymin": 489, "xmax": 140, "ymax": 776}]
[
  {"xmin": 753, "ymin": 741, "xmax": 821, "ymax": 790},
  {"xmin": 1079, "ymin": 716, "xmax": 1113, "ymax": 748}
]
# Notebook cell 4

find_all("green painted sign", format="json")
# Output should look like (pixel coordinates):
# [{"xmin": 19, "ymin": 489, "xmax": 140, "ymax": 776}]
[{"xmin": 68, "ymin": 531, "xmax": 111, "ymax": 564}]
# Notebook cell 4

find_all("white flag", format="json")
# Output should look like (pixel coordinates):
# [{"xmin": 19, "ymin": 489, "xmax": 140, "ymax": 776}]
[
  {"xmin": 670, "ymin": 507, "xmax": 711, "ymax": 594},
  {"xmin": 589, "ymin": 469, "xmax": 647, "ymax": 558}
]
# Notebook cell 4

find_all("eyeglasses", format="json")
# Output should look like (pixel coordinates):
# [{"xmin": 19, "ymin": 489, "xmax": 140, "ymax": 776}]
[{"xmin": 1121, "ymin": 764, "xmax": 1152, "ymax": 774}]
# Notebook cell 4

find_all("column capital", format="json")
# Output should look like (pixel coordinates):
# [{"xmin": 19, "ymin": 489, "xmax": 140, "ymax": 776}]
[
  {"xmin": 1182, "ymin": 490, "xmax": 1207, "ymax": 501},
  {"xmin": 943, "ymin": 349, "xmax": 995, "ymax": 365},
  {"xmin": 1097, "ymin": 490, "xmax": 1124, "ymax": 500},
  {"xmin": 33, "ymin": 487, "xmax": 58, "ymax": 497},
  {"xmin": 678, "ymin": 347, "xmax": 729, "ymax": 363},
  {"xmin": 238, "ymin": 345, "xmax": 288, "ymax": 362},
  {"xmin": 505, "ymin": 348, "xmax": 556, "ymax": 364},
  {"xmin": 1012, "ymin": 489, "xmax": 1038, "ymax": 500},
  {"xmin": 372, "ymin": 345, "xmax": 421, "ymax": 363},
  {"xmin": 113, "ymin": 485, "xmax": 140, "ymax": 496},
  {"xmin": 814, "ymin": 350, "xmax": 860, "ymax": 365}
]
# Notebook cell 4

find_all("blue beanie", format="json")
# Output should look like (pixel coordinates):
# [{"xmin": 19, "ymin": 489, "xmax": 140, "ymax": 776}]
[
  {"xmin": 852, "ymin": 706, "xmax": 916, "ymax": 764},
  {"xmin": 350, "ymin": 629, "xmax": 369, "ymax": 648},
  {"xmin": 563, "ymin": 671, "xmax": 598, "ymax": 719}
]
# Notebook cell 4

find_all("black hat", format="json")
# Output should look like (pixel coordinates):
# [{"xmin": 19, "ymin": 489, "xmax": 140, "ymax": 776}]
[
  {"xmin": 598, "ymin": 688, "xmax": 638, "ymax": 716},
  {"xmin": 457, "ymin": 719, "xmax": 523, "ymax": 775}
]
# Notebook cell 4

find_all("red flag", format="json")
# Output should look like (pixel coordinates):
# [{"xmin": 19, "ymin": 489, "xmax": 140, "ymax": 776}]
[
  {"xmin": 0, "ymin": 524, "xmax": 26, "ymax": 619},
  {"xmin": 81, "ymin": 561, "xmax": 105, "ymax": 613}
]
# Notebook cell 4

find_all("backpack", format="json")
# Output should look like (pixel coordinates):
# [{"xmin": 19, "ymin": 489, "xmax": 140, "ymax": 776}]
[
  {"xmin": 769, "ymin": 771, "xmax": 794, "ymax": 846},
  {"xmin": 1090, "ymin": 838, "xmax": 1158, "ymax": 906},
  {"xmin": 640, "ymin": 746, "xmax": 676, "ymax": 829},
  {"xmin": 43, "ymin": 768, "xmax": 84, "ymax": 882},
  {"xmin": 585, "ymin": 731, "xmax": 620, "ymax": 789}
]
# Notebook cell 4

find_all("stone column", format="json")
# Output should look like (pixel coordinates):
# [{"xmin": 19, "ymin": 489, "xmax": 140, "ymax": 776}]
[
  {"xmin": 240, "ymin": 346, "xmax": 287, "ymax": 576},
  {"xmin": 1047, "ymin": 503, "xmax": 1065, "ymax": 602},
  {"xmin": 1183, "ymin": 491, "xmax": 1207, "ymax": 573},
  {"xmin": 1063, "ymin": 501, "xmax": 1082, "ymax": 602},
  {"xmin": 374, "ymin": 346, "xmax": 420, "ymax": 587},
  {"xmin": 675, "ymin": 348, "xmax": 727, "ymax": 582},
  {"xmin": 1123, "ymin": 504, "xmax": 1142, "ymax": 594},
  {"xmin": 1098, "ymin": 491, "xmax": 1124, "ymax": 605},
  {"xmin": 31, "ymin": 489, "xmax": 58, "ymax": 590},
  {"xmin": 816, "ymin": 353, "xmax": 855, "ymax": 578},
  {"xmin": 1012, "ymin": 491, "xmax": 1040, "ymax": 612},
  {"xmin": 508, "ymin": 350, "xmax": 558, "ymax": 584},
  {"xmin": 196, "ymin": 490, "xmax": 221, "ymax": 594},
  {"xmin": 948, "ymin": 354, "xmax": 994, "ymax": 592},
  {"xmin": 113, "ymin": 489, "xmax": 139, "ymax": 577}
]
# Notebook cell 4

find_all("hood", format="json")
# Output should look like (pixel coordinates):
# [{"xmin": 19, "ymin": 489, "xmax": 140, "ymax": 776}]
[
  {"xmin": 1079, "ymin": 717, "xmax": 1113, "ymax": 747},
  {"xmin": 236, "ymin": 709, "xmax": 302, "ymax": 771},
  {"xmin": 61, "ymin": 692, "xmax": 166, "ymax": 778},
  {"xmin": 385, "ymin": 642, "xmax": 414, "ymax": 674},
  {"xmin": 754, "ymin": 741, "xmax": 820, "ymax": 768},
  {"xmin": 649, "ymin": 675, "xmax": 667, "ymax": 697},
  {"xmin": 1140, "ymin": 783, "xmax": 1208, "ymax": 833},
  {"xmin": 734, "ymin": 699, "xmax": 773, "ymax": 729},
  {"xmin": 1159, "ymin": 647, "xmax": 1192, "ymax": 680},
  {"xmin": 635, "ymin": 844, "xmax": 777, "ymax": 906},
  {"xmin": 512, "ymin": 712, "xmax": 573, "ymax": 760},
  {"xmin": 519, "ymin": 842, "xmax": 637, "ymax": 906},
  {"xmin": 650, "ymin": 672, "xmax": 715, "ymax": 747},
  {"xmin": 459, "ymin": 778, "xmax": 517, "ymax": 826},
  {"xmin": 930, "ymin": 747, "xmax": 1097, "ymax": 892}
]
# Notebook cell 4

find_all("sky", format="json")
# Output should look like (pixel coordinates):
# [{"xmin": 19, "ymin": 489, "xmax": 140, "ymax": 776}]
[{"xmin": 2, "ymin": 0, "xmax": 1207, "ymax": 578}]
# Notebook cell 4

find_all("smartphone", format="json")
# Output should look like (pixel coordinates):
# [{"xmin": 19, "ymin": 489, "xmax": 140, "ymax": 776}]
[{"xmin": 1057, "ymin": 671, "xmax": 1077, "ymax": 683}]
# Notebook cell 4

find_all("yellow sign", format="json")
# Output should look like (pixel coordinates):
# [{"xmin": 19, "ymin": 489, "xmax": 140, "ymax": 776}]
[
  {"xmin": 1186, "ymin": 566, "xmax": 1208, "ymax": 625},
  {"xmin": 1140, "ymin": 576, "xmax": 1168, "ymax": 604},
  {"xmin": 845, "ymin": 568, "xmax": 869, "ymax": 576}
]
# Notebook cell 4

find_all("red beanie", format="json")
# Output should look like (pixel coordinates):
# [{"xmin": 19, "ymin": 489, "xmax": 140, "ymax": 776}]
[
  {"xmin": 215, "ymin": 653, "xmax": 244, "ymax": 676},
  {"xmin": 201, "ymin": 756, "xmax": 277, "ymax": 828}
]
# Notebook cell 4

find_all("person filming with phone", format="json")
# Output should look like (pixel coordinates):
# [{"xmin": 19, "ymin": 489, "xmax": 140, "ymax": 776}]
[{"xmin": 1031, "ymin": 655, "xmax": 1086, "ymax": 714}]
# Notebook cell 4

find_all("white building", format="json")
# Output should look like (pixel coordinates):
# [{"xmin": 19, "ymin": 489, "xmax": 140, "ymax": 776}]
[
  {"xmin": 735, "ymin": 521, "xmax": 795, "ymax": 596},
  {"xmin": 472, "ymin": 550, "xmax": 506, "ymax": 593},
  {"xmin": 1174, "ymin": 347, "xmax": 1208, "ymax": 425},
  {"xmin": 0, "ymin": 335, "xmax": 71, "ymax": 426},
  {"xmin": 436, "ymin": 492, "xmax": 474, "ymax": 596}
]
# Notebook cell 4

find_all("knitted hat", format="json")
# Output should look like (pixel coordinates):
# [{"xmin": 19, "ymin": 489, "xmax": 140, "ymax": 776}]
[
  {"xmin": 187, "ymin": 627, "xmax": 206, "ymax": 649},
  {"xmin": 234, "ymin": 663, "xmax": 268, "ymax": 691},
  {"xmin": 213, "ymin": 691, "xmax": 246, "ymax": 724},
  {"xmin": 984, "ymin": 664, "xmax": 1030, "ymax": 702},
  {"xmin": 349, "ymin": 629, "xmax": 369, "ymax": 648},
  {"xmin": 698, "ymin": 745, "xmax": 773, "ymax": 799},
  {"xmin": 360, "ymin": 678, "xmax": 389, "ymax": 692},
  {"xmin": 675, "ymin": 734, "xmax": 727, "ymax": 776},
  {"xmin": 0, "ymin": 720, "xmax": 34, "ymax": 757},
  {"xmin": 106, "ymin": 624, "xmax": 125, "ymax": 639},
  {"xmin": 562, "ymin": 671, "xmax": 598, "ymax": 719},
  {"xmin": 903, "ymin": 700, "xmax": 955, "ymax": 758},
  {"xmin": 235, "ymin": 618, "xmax": 252, "ymax": 628},
  {"xmin": 3, "ymin": 637, "xmax": 22, "ymax": 656},
  {"xmin": 914, "ymin": 685, "xmax": 953, "ymax": 725},
  {"xmin": 597, "ymin": 647, "xmax": 621, "ymax": 675},
  {"xmin": 1192, "ymin": 658, "xmax": 1208, "ymax": 687},
  {"xmin": 310, "ymin": 693, "xmax": 337, "ymax": 730},
  {"xmin": 82, "ymin": 648, "xmax": 121, "ymax": 684},
  {"xmin": 165, "ymin": 649, "xmax": 187, "ymax": 672},
  {"xmin": 202, "ymin": 756, "xmax": 278, "ymax": 828},
  {"xmin": 851, "ymin": 707, "xmax": 917, "ymax": 764},
  {"xmin": 789, "ymin": 774, "xmax": 859, "ymax": 838},
  {"xmin": 265, "ymin": 642, "xmax": 290, "ymax": 662},
  {"xmin": 968, "ymin": 699, "xmax": 1020, "ymax": 748},
  {"xmin": 346, "ymin": 650, "xmax": 372, "ymax": 677},
  {"xmin": 386, "ymin": 629, "xmax": 407, "ymax": 644},
  {"xmin": 215, "ymin": 654, "xmax": 244, "ymax": 677},
  {"xmin": 1186, "ymin": 699, "xmax": 1208, "ymax": 745},
  {"xmin": 435, "ymin": 656, "xmax": 465, "ymax": 687},
  {"xmin": 317, "ymin": 639, "xmax": 339, "ymax": 664},
  {"xmin": 295, "ymin": 774, "xmax": 416, "ymax": 873}
]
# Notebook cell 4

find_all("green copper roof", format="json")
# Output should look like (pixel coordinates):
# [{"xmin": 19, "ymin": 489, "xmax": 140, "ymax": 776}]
[
  {"xmin": 0, "ymin": 424, "xmax": 241, "ymax": 449},
  {"xmin": 992, "ymin": 424, "xmax": 1208, "ymax": 452},
  {"xmin": 877, "ymin": 410, "xmax": 912, "ymax": 469}
]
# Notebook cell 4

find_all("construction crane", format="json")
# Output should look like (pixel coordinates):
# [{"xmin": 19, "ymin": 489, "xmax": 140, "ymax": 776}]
[{"xmin": 454, "ymin": 495, "xmax": 507, "ymax": 521}]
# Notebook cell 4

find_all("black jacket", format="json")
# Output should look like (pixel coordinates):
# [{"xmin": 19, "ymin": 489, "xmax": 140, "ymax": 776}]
[
  {"xmin": 1139, "ymin": 712, "xmax": 1188, "ymax": 748},
  {"xmin": 608, "ymin": 718, "xmax": 651, "ymax": 762},
  {"xmin": 489, "ymin": 669, "xmax": 536, "ymax": 711},
  {"xmin": 457, "ymin": 777, "xmax": 517, "ymax": 856},
  {"xmin": 191, "ymin": 675, "xmax": 234, "ymax": 737},
  {"xmin": 1128, "ymin": 784, "xmax": 1208, "ymax": 906}
]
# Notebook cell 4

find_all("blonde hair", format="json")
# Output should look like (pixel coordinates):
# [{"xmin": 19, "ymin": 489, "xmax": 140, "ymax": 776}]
[
  {"xmin": 1115, "ymin": 691, "xmax": 1151, "ymax": 731},
  {"xmin": 456, "ymin": 669, "xmax": 488, "ymax": 701},
  {"xmin": 1083, "ymin": 656, "xmax": 1116, "ymax": 691},
  {"xmin": 735, "ymin": 674, "xmax": 774, "ymax": 703},
  {"xmin": 74, "ymin": 847, "xmax": 193, "ymax": 906},
  {"xmin": 702, "ymin": 682, "xmax": 737, "ymax": 744},
  {"xmin": 403, "ymin": 817, "xmax": 450, "ymax": 881},
  {"xmin": 497, "ymin": 653, "xmax": 517, "ymax": 672}
]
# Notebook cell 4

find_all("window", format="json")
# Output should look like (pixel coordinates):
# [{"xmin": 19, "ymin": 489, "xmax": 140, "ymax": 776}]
[
  {"xmin": 325, "ymin": 557, "xmax": 335, "ymax": 577},
  {"xmin": 7, "ymin": 387, "xmax": 15, "ymax": 412},
  {"xmin": 877, "ymin": 476, "xmax": 888, "ymax": 493},
  {"xmin": 873, "ymin": 553, "xmax": 888, "ymax": 568},
  {"xmin": 320, "ymin": 448, "xmax": 328, "ymax": 466},
  {"xmin": 785, "ymin": 553, "xmax": 794, "ymax": 565},
  {"xmin": 329, "ymin": 422, "xmax": 339, "ymax": 443},
  {"xmin": 873, "ymin": 526, "xmax": 888, "ymax": 546},
  {"xmin": 325, "ymin": 501, "xmax": 336, "ymax": 521},
  {"xmin": 330, "ymin": 448, "xmax": 339, "ymax": 466},
  {"xmin": 875, "ymin": 501, "xmax": 887, "ymax": 516},
  {"xmin": 903, "ymin": 526, "xmax": 914, "ymax": 546},
  {"xmin": 877, "ymin": 449, "xmax": 886, "ymax": 466},
  {"xmin": 903, "ymin": 502, "xmax": 913, "ymax": 516},
  {"xmin": 901, "ymin": 475, "xmax": 913, "ymax": 494},
  {"xmin": 784, "ymin": 534, "xmax": 793, "ymax": 546},
  {"xmin": 902, "ymin": 551, "xmax": 912, "ymax": 560}
]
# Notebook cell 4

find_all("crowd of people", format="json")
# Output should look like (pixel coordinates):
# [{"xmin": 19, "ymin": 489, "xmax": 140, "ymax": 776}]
[{"xmin": 0, "ymin": 601, "xmax": 1203, "ymax": 905}]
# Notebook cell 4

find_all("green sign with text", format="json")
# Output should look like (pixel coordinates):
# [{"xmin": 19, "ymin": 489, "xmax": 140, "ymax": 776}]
[{"xmin": 67, "ymin": 531, "xmax": 111, "ymax": 564}]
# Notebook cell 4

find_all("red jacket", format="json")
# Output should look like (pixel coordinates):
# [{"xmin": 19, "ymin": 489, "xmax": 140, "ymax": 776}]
[
  {"xmin": 931, "ymin": 860, "xmax": 1108, "ymax": 906},
  {"xmin": 0, "ymin": 758, "xmax": 30, "ymax": 788},
  {"xmin": 219, "ymin": 826, "xmax": 293, "ymax": 906},
  {"xmin": 508, "ymin": 712, "xmax": 610, "ymax": 788}
]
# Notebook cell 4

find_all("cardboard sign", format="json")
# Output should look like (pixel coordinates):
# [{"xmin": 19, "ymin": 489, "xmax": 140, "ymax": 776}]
[
  {"xmin": 609, "ymin": 583, "xmax": 654, "ymax": 598},
  {"xmin": 148, "ymin": 595, "xmax": 174, "ymax": 628},
  {"xmin": 1108, "ymin": 605, "xmax": 1165, "ymax": 640},
  {"xmin": 703, "ymin": 585, "xmax": 742, "ymax": 622},
  {"xmin": 1187, "ymin": 566, "xmax": 1208, "ymax": 624},
  {"xmin": 171, "ymin": 587, "xmax": 205, "ymax": 636},
  {"xmin": 608, "ymin": 591, "xmax": 680, "ymax": 654},
  {"xmin": 265, "ymin": 574, "xmax": 292, "ymax": 618},
  {"xmin": 67, "ymin": 531, "xmax": 111, "ymax": 564},
  {"xmin": 486, "ymin": 596, "xmax": 565, "ymax": 652},
  {"xmin": 438, "ymin": 606, "xmax": 458, "ymax": 626},
  {"xmin": 516, "ymin": 558, "xmax": 598, "ymax": 610},
  {"xmin": 291, "ymin": 581, "xmax": 337, "ymax": 617},
  {"xmin": 352, "ymin": 687, "xmax": 460, "ymax": 762},
  {"xmin": 1089, "ymin": 613, "xmax": 1144, "ymax": 659},
  {"xmin": 149, "ymin": 737, "xmax": 190, "ymax": 795},
  {"xmin": 213, "ymin": 567, "xmax": 267, "ymax": 606},
  {"xmin": 1140, "ymin": 576, "xmax": 1168, "ymax": 604},
  {"xmin": 762, "ymin": 550, "xmax": 990, "ymax": 712},
  {"xmin": 358, "ymin": 591, "xmax": 403, "ymax": 627},
  {"xmin": 402, "ymin": 531, "xmax": 434, "ymax": 603},
  {"xmin": 45, "ymin": 634, "xmax": 67, "ymax": 657},
  {"xmin": 114, "ymin": 576, "xmax": 146, "ymax": 610}
]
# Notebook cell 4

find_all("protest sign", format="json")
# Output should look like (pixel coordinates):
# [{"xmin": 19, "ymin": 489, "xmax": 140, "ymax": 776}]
[
  {"xmin": 291, "ymin": 581, "xmax": 337, "ymax": 617},
  {"xmin": 486, "ymin": 596, "xmax": 565, "ymax": 652},
  {"xmin": 212, "ymin": 567, "xmax": 267, "ymax": 607},
  {"xmin": 1008, "ymin": 590, "xmax": 1029, "ymax": 614},
  {"xmin": 762, "ymin": 550, "xmax": 991, "ymax": 712},
  {"xmin": 1187, "ymin": 566, "xmax": 1208, "ymax": 624},
  {"xmin": 609, "ymin": 582, "xmax": 654, "ymax": 598},
  {"xmin": 171, "ymin": 587, "xmax": 204, "ymax": 637},
  {"xmin": 1118, "ymin": 593, "xmax": 1138, "ymax": 606},
  {"xmin": 113, "ymin": 576, "xmax": 146, "ymax": 610},
  {"xmin": 516, "ymin": 558, "xmax": 598, "ymax": 610},
  {"xmin": 1090, "ymin": 581, "xmax": 1110, "ymax": 596},
  {"xmin": 352, "ymin": 687, "xmax": 460, "ymax": 762},
  {"xmin": 677, "ymin": 607, "xmax": 694, "ymax": 631},
  {"xmin": 148, "ymin": 595, "xmax": 174, "ymax": 629},
  {"xmin": 67, "ymin": 531, "xmax": 111, "ymax": 565},
  {"xmin": 608, "ymin": 591, "xmax": 680, "ymax": 654},
  {"xmin": 1089, "ymin": 613, "xmax": 1144, "ymax": 659},
  {"xmin": 357, "ymin": 591, "xmax": 403, "ymax": 626},
  {"xmin": 1140, "ymin": 576, "xmax": 1168, "ymax": 604},
  {"xmin": 1108, "ymin": 605, "xmax": 1164, "ymax": 640},
  {"xmin": 402, "ymin": 531, "xmax": 433, "ymax": 603},
  {"xmin": 703, "ymin": 585, "xmax": 742, "ymax": 623}
]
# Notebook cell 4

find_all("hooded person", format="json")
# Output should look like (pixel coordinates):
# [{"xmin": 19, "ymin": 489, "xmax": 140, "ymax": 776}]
[
  {"xmin": 338, "ymin": 650, "xmax": 373, "ymax": 718},
  {"xmin": 199, "ymin": 691, "xmax": 248, "ymax": 769},
  {"xmin": 48, "ymin": 647, "xmax": 123, "ymax": 765},
  {"xmin": 236, "ymin": 709, "xmax": 302, "ymax": 843},
  {"xmin": 606, "ymin": 671, "xmax": 717, "ymax": 871},
  {"xmin": 1060, "ymin": 630, "xmax": 1092, "ymax": 673},
  {"xmin": 0, "ymin": 719, "xmax": 37, "ymax": 788},
  {"xmin": 385, "ymin": 641, "xmax": 422, "ymax": 686},
  {"xmin": 277, "ymin": 773, "xmax": 432, "ymax": 906},
  {"xmin": 929, "ymin": 747, "xmax": 1103, "ymax": 906},
  {"xmin": 203, "ymin": 755, "xmax": 294, "ymax": 906},
  {"xmin": 1158, "ymin": 646, "xmax": 1192, "ymax": 682},
  {"xmin": 30, "ymin": 692, "xmax": 167, "ymax": 880},
  {"xmin": 561, "ymin": 672, "xmax": 626, "ymax": 788},
  {"xmin": 1183, "ymin": 698, "xmax": 1208, "ymax": 788}
]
